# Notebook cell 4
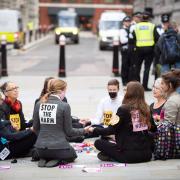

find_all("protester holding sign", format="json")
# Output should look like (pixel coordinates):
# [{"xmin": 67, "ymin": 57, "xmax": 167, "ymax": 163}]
[
  {"xmin": 0, "ymin": 118, "xmax": 36, "ymax": 160},
  {"xmin": 0, "ymin": 82, "xmax": 32, "ymax": 131},
  {"xmin": 33, "ymin": 79, "xmax": 88, "ymax": 168},
  {"xmin": 90, "ymin": 79, "xmax": 123, "ymax": 127},
  {"xmin": 88, "ymin": 82, "xmax": 153, "ymax": 163}
]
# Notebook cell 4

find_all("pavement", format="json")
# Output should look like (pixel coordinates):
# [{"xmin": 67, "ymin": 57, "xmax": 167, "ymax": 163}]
[{"xmin": 0, "ymin": 34, "xmax": 180, "ymax": 180}]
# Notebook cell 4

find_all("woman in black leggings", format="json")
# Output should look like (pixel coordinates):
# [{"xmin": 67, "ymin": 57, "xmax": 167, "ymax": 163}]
[{"xmin": 88, "ymin": 81, "xmax": 154, "ymax": 163}]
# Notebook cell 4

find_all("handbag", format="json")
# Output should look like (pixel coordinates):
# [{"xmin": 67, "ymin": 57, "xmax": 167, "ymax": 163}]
[{"xmin": 154, "ymin": 121, "xmax": 180, "ymax": 160}]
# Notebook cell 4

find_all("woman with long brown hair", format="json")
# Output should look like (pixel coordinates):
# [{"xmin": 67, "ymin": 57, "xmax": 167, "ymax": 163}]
[{"xmin": 88, "ymin": 81, "xmax": 153, "ymax": 163}]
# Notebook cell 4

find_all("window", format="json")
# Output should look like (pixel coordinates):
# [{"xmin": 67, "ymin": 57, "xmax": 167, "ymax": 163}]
[
  {"xmin": 104, "ymin": 0, "xmax": 114, "ymax": 3},
  {"xmin": 51, "ymin": 0, "xmax": 60, "ymax": 2},
  {"xmin": 120, "ymin": 0, "xmax": 130, "ymax": 3},
  {"xmin": 84, "ymin": 0, "xmax": 92, "ymax": 3},
  {"xmin": 68, "ymin": 0, "xmax": 76, "ymax": 3}
]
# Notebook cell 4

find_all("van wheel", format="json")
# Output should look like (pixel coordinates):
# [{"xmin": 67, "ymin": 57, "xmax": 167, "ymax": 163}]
[
  {"xmin": 99, "ymin": 45, "xmax": 105, "ymax": 50},
  {"xmin": 14, "ymin": 43, "xmax": 21, "ymax": 49},
  {"xmin": 55, "ymin": 35, "xmax": 59, "ymax": 44},
  {"xmin": 55, "ymin": 38, "xmax": 59, "ymax": 44},
  {"xmin": 74, "ymin": 38, "xmax": 79, "ymax": 44}
]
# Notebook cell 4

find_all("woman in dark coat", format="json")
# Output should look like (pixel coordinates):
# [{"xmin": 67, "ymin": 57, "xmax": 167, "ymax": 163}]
[
  {"xmin": 0, "ymin": 81, "xmax": 32, "ymax": 131},
  {"xmin": 0, "ymin": 119, "xmax": 36, "ymax": 160},
  {"xmin": 88, "ymin": 81, "xmax": 154, "ymax": 163},
  {"xmin": 33, "ymin": 79, "xmax": 87, "ymax": 167}
]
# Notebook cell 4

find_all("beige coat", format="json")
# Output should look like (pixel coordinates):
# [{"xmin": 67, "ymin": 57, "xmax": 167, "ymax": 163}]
[{"xmin": 163, "ymin": 92, "xmax": 180, "ymax": 125}]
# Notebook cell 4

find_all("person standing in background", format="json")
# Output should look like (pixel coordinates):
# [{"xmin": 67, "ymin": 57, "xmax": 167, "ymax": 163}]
[
  {"xmin": 128, "ymin": 12, "xmax": 142, "ymax": 81},
  {"xmin": 154, "ymin": 14, "xmax": 171, "ymax": 79},
  {"xmin": 119, "ymin": 16, "xmax": 132, "ymax": 86},
  {"xmin": 131, "ymin": 11, "xmax": 159, "ymax": 91}
]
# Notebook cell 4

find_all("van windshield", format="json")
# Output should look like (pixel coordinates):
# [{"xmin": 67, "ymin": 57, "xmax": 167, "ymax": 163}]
[
  {"xmin": 0, "ymin": 15, "xmax": 18, "ymax": 32},
  {"xmin": 100, "ymin": 21, "xmax": 121, "ymax": 30},
  {"xmin": 58, "ymin": 16, "xmax": 76, "ymax": 27}
]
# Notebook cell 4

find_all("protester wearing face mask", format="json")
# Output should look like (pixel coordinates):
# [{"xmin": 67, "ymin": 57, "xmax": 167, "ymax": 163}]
[
  {"xmin": 33, "ymin": 79, "xmax": 88, "ymax": 167},
  {"xmin": 89, "ymin": 79, "xmax": 123, "ymax": 127}
]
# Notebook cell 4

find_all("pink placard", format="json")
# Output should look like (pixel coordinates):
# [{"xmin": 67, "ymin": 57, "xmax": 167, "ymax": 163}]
[{"xmin": 131, "ymin": 110, "xmax": 148, "ymax": 132}]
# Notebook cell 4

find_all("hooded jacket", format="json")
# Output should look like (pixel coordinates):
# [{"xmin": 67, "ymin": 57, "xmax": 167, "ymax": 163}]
[{"xmin": 155, "ymin": 28, "xmax": 180, "ymax": 65}]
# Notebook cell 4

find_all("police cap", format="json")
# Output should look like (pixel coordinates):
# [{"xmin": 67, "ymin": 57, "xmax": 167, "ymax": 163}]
[
  {"xmin": 123, "ymin": 16, "xmax": 131, "ymax": 22},
  {"xmin": 142, "ymin": 11, "xmax": 152, "ymax": 20},
  {"xmin": 132, "ymin": 12, "xmax": 142, "ymax": 17},
  {"xmin": 161, "ymin": 14, "xmax": 170, "ymax": 23}
]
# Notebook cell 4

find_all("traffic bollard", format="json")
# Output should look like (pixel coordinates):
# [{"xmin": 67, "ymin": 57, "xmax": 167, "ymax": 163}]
[
  {"xmin": 35, "ymin": 29, "xmax": 38, "ymax": 40},
  {"xmin": 23, "ymin": 31, "xmax": 26, "ymax": 45},
  {"xmin": 58, "ymin": 35, "xmax": 66, "ymax": 77},
  {"xmin": 1, "ymin": 35, "xmax": 8, "ymax": 76},
  {"xmin": 38, "ymin": 25, "xmax": 42, "ymax": 39},
  {"xmin": 112, "ymin": 36, "xmax": 120, "ymax": 77},
  {"xmin": 29, "ymin": 30, "xmax": 32, "ymax": 43}
]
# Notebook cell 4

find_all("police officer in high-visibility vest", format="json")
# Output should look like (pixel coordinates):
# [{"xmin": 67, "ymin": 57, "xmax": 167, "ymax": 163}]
[
  {"xmin": 27, "ymin": 21, "xmax": 34, "ymax": 42},
  {"xmin": 131, "ymin": 11, "xmax": 159, "ymax": 91}
]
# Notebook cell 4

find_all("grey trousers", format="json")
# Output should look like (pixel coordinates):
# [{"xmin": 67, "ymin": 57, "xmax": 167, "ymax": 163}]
[{"xmin": 37, "ymin": 146, "xmax": 77, "ymax": 162}]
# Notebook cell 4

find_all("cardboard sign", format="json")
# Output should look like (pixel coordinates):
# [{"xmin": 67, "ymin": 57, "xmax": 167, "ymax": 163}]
[
  {"xmin": 82, "ymin": 167, "xmax": 102, "ymax": 173},
  {"xmin": 100, "ymin": 163, "xmax": 126, "ymax": 167},
  {"xmin": 131, "ymin": 110, "xmax": 148, "ymax": 132},
  {"xmin": 39, "ymin": 104, "xmax": 57, "ymax": 124},
  {"xmin": 59, "ymin": 164, "xmax": 72, "ymax": 169},
  {"xmin": 0, "ymin": 147, "xmax": 10, "ymax": 160},
  {"xmin": 9, "ymin": 114, "xmax": 21, "ymax": 130},
  {"xmin": 0, "ymin": 165, "xmax": 11, "ymax": 170},
  {"xmin": 109, "ymin": 114, "xmax": 120, "ymax": 126},
  {"xmin": 103, "ymin": 111, "xmax": 113, "ymax": 126}
]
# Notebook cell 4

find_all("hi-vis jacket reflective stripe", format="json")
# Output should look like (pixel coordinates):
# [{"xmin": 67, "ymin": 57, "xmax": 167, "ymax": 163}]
[{"xmin": 135, "ymin": 22, "xmax": 155, "ymax": 47}]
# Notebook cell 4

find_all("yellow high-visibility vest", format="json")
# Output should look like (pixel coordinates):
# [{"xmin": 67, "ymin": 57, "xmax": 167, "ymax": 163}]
[
  {"xmin": 135, "ymin": 22, "xmax": 155, "ymax": 47},
  {"xmin": 27, "ymin": 22, "xmax": 34, "ymax": 31}
]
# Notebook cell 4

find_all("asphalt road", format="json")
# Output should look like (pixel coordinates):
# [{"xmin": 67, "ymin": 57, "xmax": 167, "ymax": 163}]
[{"xmin": 8, "ymin": 32, "xmax": 114, "ymax": 76}]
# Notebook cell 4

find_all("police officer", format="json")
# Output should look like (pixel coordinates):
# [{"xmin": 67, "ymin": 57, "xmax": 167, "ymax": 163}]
[
  {"xmin": 128, "ymin": 12, "xmax": 142, "ymax": 81},
  {"xmin": 131, "ymin": 12, "xmax": 142, "ymax": 26},
  {"xmin": 131, "ymin": 11, "xmax": 159, "ymax": 91},
  {"xmin": 119, "ymin": 16, "xmax": 131, "ymax": 86},
  {"xmin": 156, "ymin": 14, "xmax": 170, "ymax": 38}
]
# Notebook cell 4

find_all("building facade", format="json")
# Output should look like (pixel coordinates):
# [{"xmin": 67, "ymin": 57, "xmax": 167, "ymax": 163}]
[
  {"xmin": 39, "ymin": 0, "xmax": 134, "ymax": 33},
  {"xmin": 133, "ymin": 0, "xmax": 180, "ymax": 26},
  {"xmin": 0, "ymin": 0, "xmax": 39, "ymax": 30}
]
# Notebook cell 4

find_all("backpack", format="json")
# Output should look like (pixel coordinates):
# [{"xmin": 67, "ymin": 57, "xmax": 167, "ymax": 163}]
[{"xmin": 162, "ymin": 33, "xmax": 180, "ymax": 64}]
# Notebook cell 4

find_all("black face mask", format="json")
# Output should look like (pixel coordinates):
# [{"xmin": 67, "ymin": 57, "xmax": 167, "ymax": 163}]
[{"xmin": 109, "ymin": 92, "xmax": 117, "ymax": 99}]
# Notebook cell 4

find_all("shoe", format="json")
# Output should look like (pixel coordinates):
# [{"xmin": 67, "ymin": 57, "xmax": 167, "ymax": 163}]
[
  {"xmin": 144, "ymin": 87, "xmax": 152, "ymax": 91},
  {"xmin": 97, "ymin": 152, "xmax": 111, "ymax": 161},
  {"xmin": 45, "ymin": 160, "xmax": 61, "ymax": 168},
  {"xmin": 38, "ymin": 159, "xmax": 47, "ymax": 167},
  {"xmin": 31, "ymin": 148, "xmax": 40, "ymax": 162}
]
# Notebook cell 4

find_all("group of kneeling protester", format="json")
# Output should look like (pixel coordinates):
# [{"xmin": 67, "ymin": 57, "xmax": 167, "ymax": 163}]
[{"xmin": 0, "ymin": 69, "xmax": 179, "ymax": 168}]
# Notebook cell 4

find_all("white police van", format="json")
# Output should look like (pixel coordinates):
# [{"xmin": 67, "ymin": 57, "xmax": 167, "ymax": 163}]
[{"xmin": 98, "ymin": 11, "xmax": 126, "ymax": 50}]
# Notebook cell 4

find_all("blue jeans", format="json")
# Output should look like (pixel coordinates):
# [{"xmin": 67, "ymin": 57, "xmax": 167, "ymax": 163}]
[
  {"xmin": 161, "ymin": 62, "xmax": 180, "ymax": 74},
  {"xmin": 176, "ymin": 87, "xmax": 180, "ymax": 94}
]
